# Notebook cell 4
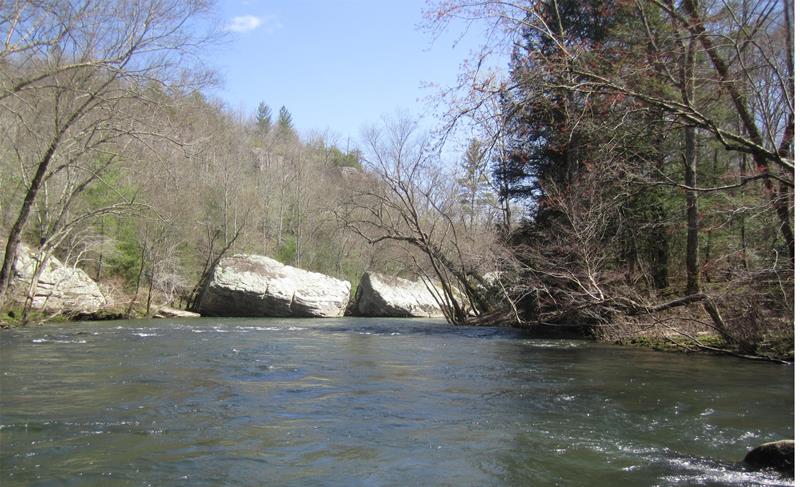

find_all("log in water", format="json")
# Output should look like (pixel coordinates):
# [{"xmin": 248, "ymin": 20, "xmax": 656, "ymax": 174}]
[{"xmin": 0, "ymin": 318, "xmax": 793, "ymax": 485}]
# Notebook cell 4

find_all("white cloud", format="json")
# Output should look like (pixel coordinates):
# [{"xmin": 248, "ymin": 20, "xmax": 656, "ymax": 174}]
[{"xmin": 226, "ymin": 15, "xmax": 263, "ymax": 33}]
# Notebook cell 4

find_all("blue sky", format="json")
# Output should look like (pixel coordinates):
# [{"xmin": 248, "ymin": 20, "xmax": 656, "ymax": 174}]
[{"xmin": 203, "ymin": 0, "xmax": 498, "ymax": 149}]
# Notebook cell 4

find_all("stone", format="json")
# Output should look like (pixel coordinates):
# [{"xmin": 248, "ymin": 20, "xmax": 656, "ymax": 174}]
[
  {"xmin": 482, "ymin": 271, "xmax": 502, "ymax": 286},
  {"xmin": 154, "ymin": 306, "xmax": 201, "ymax": 319},
  {"xmin": 196, "ymin": 254, "xmax": 351, "ymax": 318},
  {"xmin": 743, "ymin": 440, "xmax": 794, "ymax": 475},
  {"xmin": 11, "ymin": 244, "xmax": 105, "ymax": 315},
  {"xmin": 353, "ymin": 272, "xmax": 445, "ymax": 318}
]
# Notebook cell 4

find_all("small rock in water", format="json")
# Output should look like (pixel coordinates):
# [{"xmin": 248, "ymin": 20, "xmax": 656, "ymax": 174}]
[
  {"xmin": 153, "ymin": 307, "xmax": 200, "ymax": 319},
  {"xmin": 743, "ymin": 440, "xmax": 794, "ymax": 475}
]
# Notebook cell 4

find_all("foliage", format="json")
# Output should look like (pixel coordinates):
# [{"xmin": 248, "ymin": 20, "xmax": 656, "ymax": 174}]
[
  {"xmin": 329, "ymin": 147, "xmax": 363, "ymax": 169},
  {"xmin": 423, "ymin": 0, "xmax": 793, "ymax": 358},
  {"xmin": 256, "ymin": 102, "xmax": 272, "ymax": 134}
]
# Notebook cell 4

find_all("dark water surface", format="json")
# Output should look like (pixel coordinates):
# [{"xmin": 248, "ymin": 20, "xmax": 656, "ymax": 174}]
[{"xmin": 0, "ymin": 318, "xmax": 793, "ymax": 486}]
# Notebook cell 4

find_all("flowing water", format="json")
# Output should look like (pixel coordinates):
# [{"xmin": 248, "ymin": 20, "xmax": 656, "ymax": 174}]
[{"xmin": 0, "ymin": 318, "xmax": 793, "ymax": 486}]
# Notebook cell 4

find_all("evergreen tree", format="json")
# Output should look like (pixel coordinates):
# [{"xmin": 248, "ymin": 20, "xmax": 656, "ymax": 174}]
[
  {"xmin": 457, "ymin": 139, "xmax": 493, "ymax": 228},
  {"xmin": 256, "ymin": 102, "xmax": 272, "ymax": 134},
  {"xmin": 277, "ymin": 106, "xmax": 294, "ymax": 139},
  {"xmin": 499, "ymin": 0, "xmax": 675, "ymax": 291}
]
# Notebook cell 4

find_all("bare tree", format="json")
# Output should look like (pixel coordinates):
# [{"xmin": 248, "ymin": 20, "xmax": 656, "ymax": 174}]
[
  {"xmin": 0, "ymin": 0, "xmax": 216, "ymax": 307},
  {"xmin": 336, "ymin": 114, "xmax": 492, "ymax": 323}
]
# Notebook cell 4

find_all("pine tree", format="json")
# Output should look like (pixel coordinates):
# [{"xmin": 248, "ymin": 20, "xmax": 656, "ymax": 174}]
[
  {"xmin": 256, "ymin": 102, "xmax": 272, "ymax": 134},
  {"xmin": 457, "ymin": 139, "xmax": 493, "ymax": 229},
  {"xmin": 277, "ymin": 106, "xmax": 294, "ymax": 139}
]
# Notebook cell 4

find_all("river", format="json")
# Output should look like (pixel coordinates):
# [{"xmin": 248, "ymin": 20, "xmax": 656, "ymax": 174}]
[{"xmin": 0, "ymin": 317, "xmax": 793, "ymax": 486}]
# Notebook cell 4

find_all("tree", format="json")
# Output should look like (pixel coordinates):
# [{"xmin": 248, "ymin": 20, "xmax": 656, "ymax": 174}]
[
  {"xmin": 277, "ymin": 105, "xmax": 295, "ymax": 139},
  {"xmin": 0, "ymin": 0, "xmax": 215, "ymax": 308},
  {"xmin": 426, "ymin": 0, "xmax": 793, "ymax": 250},
  {"xmin": 256, "ymin": 102, "xmax": 272, "ymax": 134},
  {"xmin": 336, "ymin": 114, "xmax": 492, "ymax": 323},
  {"xmin": 457, "ymin": 138, "xmax": 495, "ymax": 229},
  {"xmin": 425, "ymin": 0, "xmax": 792, "ymax": 357}
]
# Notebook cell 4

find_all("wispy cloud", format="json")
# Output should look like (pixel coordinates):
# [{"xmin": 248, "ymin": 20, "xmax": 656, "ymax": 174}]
[{"xmin": 226, "ymin": 15, "xmax": 263, "ymax": 33}]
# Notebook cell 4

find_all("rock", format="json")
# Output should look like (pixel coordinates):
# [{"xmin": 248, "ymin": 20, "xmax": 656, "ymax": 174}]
[
  {"xmin": 196, "ymin": 254, "xmax": 351, "ymax": 318},
  {"xmin": 743, "ymin": 440, "xmax": 794, "ymax": 475},
  {"xmin": 482, "ymin": 271, "xmax": 502, "ymax": 286},
  {"xmin": 72, "ymin": 310, "xmax": 127, "ymax": 321},
  {"xmin": 154, "ymin": 306, "xmax": 200, "ymax": 319},
  {"xmin": 353, "ymin": 272, "xmax": 445, "ymax": 318},
  {"xmin": 11, "ymin": 244, "xmax": 105, "ymax": 315},
  {"xmin": 338, "ymin": 166, "xmax": 359, "ymax": 178}
]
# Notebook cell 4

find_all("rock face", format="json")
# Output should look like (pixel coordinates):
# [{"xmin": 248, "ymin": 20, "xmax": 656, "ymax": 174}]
[
  {"xmin": 196, "ymin": 254, "xmax": 351, "ymax": 318},
  {"xmin": 353, "ymin": 272, "xmax": 444, "ymax": 318},
  {"xmin": 11, "ymin": 245, "xmax": 105, "ymax": 315},
  {"xmin": 743, "ymin": 440, "xmax": 794, "ymax": 475}
]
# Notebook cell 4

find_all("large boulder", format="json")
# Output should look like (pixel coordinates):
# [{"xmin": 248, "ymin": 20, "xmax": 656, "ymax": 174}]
[
  {"xmin": 743, "ymin": 440, "xmax": 794, "ymax": 475},
  {"xmin": 353, "ymin": 272, "xmax": 444, "ymax": 318},
  {"xmin": 196, "ymin": 254, "xmax": 350, "ymax": 318},
  {"xmin": 11, "ymin": 244, "xmax": 105, "ymax": 315}
]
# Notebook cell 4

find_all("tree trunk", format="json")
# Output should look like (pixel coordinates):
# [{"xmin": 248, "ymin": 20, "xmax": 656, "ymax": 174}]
[
  {"xmin": 653, "ymin": 226, "xmax": 669, "ymax": 290},
  {"xmin": 0, "ymin": 141, "xmax": 62, "ymax": 306},
  {"xmin": 684, "ymin": 0, "xmax": 794, "ymax": 255},
  {"xmin": 651, "ymin": 113, "xmax": 669, "ymax": 290},
  {"xmin": 21, "ymin": 251, "xmax": 52, "ymax": 323},
  {"xmin": 96, "ymin": 218, "xmax": 105, "ymax": 282},
  {"xmin": 776, "ymin": 181, "xmax": 793, "ymax": 258},
  {"xmin": 127, "ymin": 237, "xmax": 147, "ymax": 318},
  {"xmin": 0, "ymin": 83, "xmax": 100, "ymax": 308},
  {"xmin": 145, "ymin": 269, "xmax": 154, "ymax": 316},
  {"xmin": 682, "ymin": 31, "xmax": 700, "ymax": 296},
  {"xmin": 649, "ymin": 199, "xmax": 669, "ymax": 290},
  {"xmin": 738, "ymin": 142, "xmax": 749, "ymax": 270},
  {"xmin": 685, "ymin": 126, "xmax": 700, "ymax": 295}
]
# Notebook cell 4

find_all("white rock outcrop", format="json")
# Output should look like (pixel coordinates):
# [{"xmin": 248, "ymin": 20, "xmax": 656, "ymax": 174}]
[
  {"xmin": 196, "ymin": 254, "xmax": 351, "ymax": 318},
  {"xmin": 12, "ymin": 245, "xmax": 105, "ymax": 314},
  {"xmin": 353, "ymin": 272, "xmax": 444, "ymax": 318}
]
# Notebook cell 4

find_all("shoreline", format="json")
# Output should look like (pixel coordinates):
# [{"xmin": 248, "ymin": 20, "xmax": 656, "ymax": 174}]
[{"xmin": 2, "ymin": 310, "xmax": 793, "ymax": 364}]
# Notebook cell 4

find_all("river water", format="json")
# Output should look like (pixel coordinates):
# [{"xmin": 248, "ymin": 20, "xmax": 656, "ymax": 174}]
[{"xmin": 0, "ymin": 318, "xmax": 793, "ymax": 486}]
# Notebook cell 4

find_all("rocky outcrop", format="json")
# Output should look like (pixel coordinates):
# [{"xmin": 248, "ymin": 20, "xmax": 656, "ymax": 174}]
[
  {"xmin": 11, "ymin": 245, "xmax": 105, "ymax": 315},
  {"xmin": 352, "ymin": 272, "xmax": 444, "ymax": 318},
  {"xmin": 154, "ymin": 306, "xmax": 201, "ymax": 319},
  {"xmin": 743, "ymin": 440, "xmax": 794, "ymax": 475},
  {"xmin": 196, "ymin": 254, "xmax": 351, "ymax": 318}
]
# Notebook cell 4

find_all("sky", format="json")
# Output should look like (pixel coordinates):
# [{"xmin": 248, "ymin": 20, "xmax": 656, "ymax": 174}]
[{"xmin": 202, "ymin": 0, "xmax": 499, "ymax": 150}]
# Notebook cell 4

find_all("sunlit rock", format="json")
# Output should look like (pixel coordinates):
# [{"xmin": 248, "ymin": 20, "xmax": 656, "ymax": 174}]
[
  {"xmin": 196, "ymin": 254, "xmax": 350, "ymax": 318},
  {"xmin": 154, "ymin": 306, "xmax": 201, "ymax": 318},
  {"xmin": 12, "ymin": 244, "xmax": 105, "ymax": 315},
  {"xmin": 352, "ymin": 272, "xmax": 444, "ymax": 318}
]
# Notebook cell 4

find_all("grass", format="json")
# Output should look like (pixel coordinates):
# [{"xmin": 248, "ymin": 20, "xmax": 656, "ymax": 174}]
[
  {"xmin": 620, "ymin": 330, "xmax": 794, "ymax": 363},
  {"xmin": 0, "ymin": 305, "xmax": 69, "ymax": 328}
]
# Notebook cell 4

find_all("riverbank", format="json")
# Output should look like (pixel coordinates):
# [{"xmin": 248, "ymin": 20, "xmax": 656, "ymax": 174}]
[
  {"xmin": 597, "ymin": 308, "xmax": 795, "ymax": 364},
  {"xmin": 614, "ymin": 332, "xmax": 794, "ymax": 364},
  {"xmin": 463, "ymin": 304, "xmax": 795, "ymax": 364}
]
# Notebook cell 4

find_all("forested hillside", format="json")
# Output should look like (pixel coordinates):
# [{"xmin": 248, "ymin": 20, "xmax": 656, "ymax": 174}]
[
  {"xmin": 0, "ymin": 0, "xmax": 793, "ymax": 360},
  {"xmin": 0, "ymin": 2, "xmax": 400, "ymax": 317}
]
